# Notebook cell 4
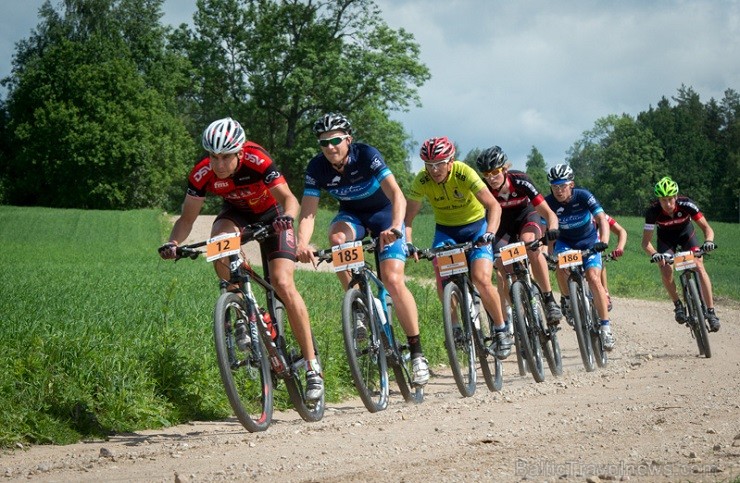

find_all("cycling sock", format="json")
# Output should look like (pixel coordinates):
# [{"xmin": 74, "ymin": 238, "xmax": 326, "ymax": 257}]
[
  {"xmin": 407, "ymin": 335, "xmax": 423, "ymax": 356},
  {"xmin": 600, "ymin": 320, "xmax": 610, "ymax": 326},
  {"xmin": 544, "ymin": 291, "xmax": 555, "ymax": 302}
]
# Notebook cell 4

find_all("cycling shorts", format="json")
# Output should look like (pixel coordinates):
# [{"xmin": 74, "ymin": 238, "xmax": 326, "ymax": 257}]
[
  {"xmin": 433, "ymin": 218, "xmax": 493, "ymax": 263},
  {"xmin": 331, "ymin": 210, "xmax": 407, "ymax": 262},
  {"xmin": 215, "ymin": 203, "xmax": 297, "ymax": 262}
]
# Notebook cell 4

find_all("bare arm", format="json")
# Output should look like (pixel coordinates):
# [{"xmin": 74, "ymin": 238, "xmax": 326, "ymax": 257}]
[
  {"xmin": 534, "ymin": 201, "xmax": 558, "ymax": 232},
  {"xmin": 269, "ymin": 182, "xmax": 300, "ymax": 219},
  {"xmin": 404, "ymin": 198, "xmax": 423, "ymax": 245},
  {"xmin": 610, "ymin": 220, "xmax": 628, "ymax": 252},
  {"xmin": 593, "ymin": 212, "xmax": 610, "ymax": 246},
  {"xmin": 167, "ymin": 195, "xmax": 205, "ymax": 244},
  {"xmin": 694, "ymin": 216, "xmax": 715, "ymax": 243},
  {"xmin": 641, "ymin": 228, "xmax": 657, "ymax": 256},
  {"xmin": 475, "ymin": 188, "xmax": 502, "ymax": 235},
  {"xmin": 296, "ymin": 195, "xmax": 320, "ymax": 264}
]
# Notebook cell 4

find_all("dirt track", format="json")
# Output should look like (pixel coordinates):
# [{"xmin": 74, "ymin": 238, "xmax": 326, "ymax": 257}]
[{"xmin": 3, "ymin": 216, "xmax": 738, "ymax": 482}]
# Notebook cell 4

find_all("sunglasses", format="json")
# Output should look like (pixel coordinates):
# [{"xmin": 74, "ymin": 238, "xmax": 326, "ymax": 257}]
[
  {"xmin": 318, "ymin": 134, "xmax": 350, "ymax": 147},
  {"xmin": 424, "ymin": 158, "xmax": 451, "ymax": 170},
  {"xmin": 482, "ymin": 167, "xmax": 504, "ymax": 177}
]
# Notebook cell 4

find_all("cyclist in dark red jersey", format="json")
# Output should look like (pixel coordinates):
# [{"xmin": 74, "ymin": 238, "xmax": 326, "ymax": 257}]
[
  {"xmin": 158, "ymin": 117, "xmax": 324, "ymax": 400},
  {"xmin": 475, "ymin": 146, "xmax": 563, "ymax": 325},
  {"xmin": 641, "ymin": 176, "xmax": 720, "ymax": 332}
]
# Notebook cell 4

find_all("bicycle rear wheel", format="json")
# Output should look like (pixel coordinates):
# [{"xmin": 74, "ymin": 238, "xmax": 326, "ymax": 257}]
[
  {"xmin": 475, "ymin": 297, "xmax": 503, "ymax": 391},
  {"xmin": 280, "ymin": 328, "xmax": 325, "ymax": 422},
  {"xmin": 511, "ymin": 281, "xmax": 545, "ymax": 383},
  {"xmin": 213, "ymin": 292, "xmax": 273, "ymax": 432},
  {"xmin": 342, "ymin": 288, "xmax": 389, "ymax": 412},
  {"xmin": 442, "ymin": 281, "xmax": 477, "ymax": 397},
  {"xmin": 569, "ymin": 278, "xmax": 595, "ymax": 372},
  {"xmin": 686, "ymin": 277, "xmax": 711, "ymax": 358}
]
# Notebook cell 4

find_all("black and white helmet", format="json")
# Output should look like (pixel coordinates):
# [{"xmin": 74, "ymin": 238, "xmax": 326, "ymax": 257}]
[
  {"xmin": 202, "ymin": 117, "xmax": 246, "ymax": 154},
  {"xmin": 312, "ymin": 112, "xmax": 352, "ymax": 136},
  {"xmin": 476, "ymin": 145, "xmax": 508, "ymax": 172},
  {"xmin": 547, "ymin": 164, "xmax": 575, "ymax": 183}
]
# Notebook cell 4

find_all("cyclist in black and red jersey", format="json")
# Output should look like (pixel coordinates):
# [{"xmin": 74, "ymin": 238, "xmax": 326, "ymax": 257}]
[
  {"xmin": 158, "ymin": 117, "xmax": 325, "ymax": 400},
  {"xmin": 641, "ymin": 176, "xmax": 720, "ymax": 332},
  {"xmin": 474, "ymin": 146, "xmax": 563, "ymax": 325}
]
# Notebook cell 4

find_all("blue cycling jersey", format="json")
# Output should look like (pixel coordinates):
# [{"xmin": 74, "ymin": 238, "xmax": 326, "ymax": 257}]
[
  {"xmin": 303, "ymin": 143, "xmax": 392, "ymax": 214},
  {"xmin": 545, "ymin": 188, "xmax": 604, "ymax": 246}
]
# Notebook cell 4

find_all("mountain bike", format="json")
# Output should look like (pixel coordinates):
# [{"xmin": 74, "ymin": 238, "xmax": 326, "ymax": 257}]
[
  {"xmin": 498, "ymin": 238, "xmax": 562, "ymax": 383},
  {"xmin": 315, "ymin": 233, "xmax": 423, "ymax": 413},
  {"xmin": 417, "ymin": 242, "xmax": 503, "ymax": 397},
  {"xmin": 652, "ymin": 249, "xmax": 713, "ymax": 358},
  {"xmin": 175, "ymin": 223, "xmax": 324, "ymax": 431},
  {"xmin": 556, "ymin": 245, "xmax": 609, "ymax": 372}
]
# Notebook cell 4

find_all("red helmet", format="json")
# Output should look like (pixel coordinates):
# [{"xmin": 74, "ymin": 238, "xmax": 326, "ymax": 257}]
[{"xmin": 420, "ymin": 136, "xmax": 455, "ymax": 162}]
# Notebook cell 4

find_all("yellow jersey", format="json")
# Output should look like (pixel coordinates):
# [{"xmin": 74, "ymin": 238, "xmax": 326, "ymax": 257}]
[{"xmin": 407, "ymin": 161, "xmax": 487, "ymax": 226}]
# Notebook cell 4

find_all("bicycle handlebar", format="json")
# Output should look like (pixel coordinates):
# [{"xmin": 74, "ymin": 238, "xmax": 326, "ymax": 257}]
[
  {"xmin": 313, "ymin": 230, "xmax": 403, "ymax": 264},
  {"xmin": 173, "ymin": 222, "xmax": 277, "ymax": 261},
  {"xmin": 650, "ymin": 248, "xmax": 711, "ymax": 265}
]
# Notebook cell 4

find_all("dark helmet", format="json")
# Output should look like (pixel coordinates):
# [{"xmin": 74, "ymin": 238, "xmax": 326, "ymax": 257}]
[
  {"xmin": 420, "ymin": 136, "xmax": 455, "ymax": 162},
  {"xmin": 547, "ymin": 164, "xmax": 575, "ymax": 184},
  {"xmin": 312, "ymin": 112, "xmax": 352, "ymax": 136},
  {"xmin": 476, "ymin": 145, "xmax": 508, "ymax": 172}
]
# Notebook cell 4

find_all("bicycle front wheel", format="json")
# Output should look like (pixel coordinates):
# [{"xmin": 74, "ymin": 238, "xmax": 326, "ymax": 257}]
[
  {"xmin": 569, "ymin": 278, "xmax": 595, "ymax": 372},
  {"xmin": 342, "ymin": 288, "xmax": 389, "ymax": 412},
  {"xmin": 475, "ymin": 296, "xmax": 503, "ymax": 392},
  {"xmin": 686, "ymin": 277, "xmax": 711, "ymax": 358},
  {"xmin": 511, "ymin": 281, "xmax": 545, "ymax": 383},
  {"xmin": 213, "ymin": 292, "xmax": 273, "ymax": 432},
  {"xmin": 532, "ymin": 286, "xmax": 562, "ymax": 376},
  {"xmin": 443, "ymin": 281, "xmax": 477, "ymax": 397},
  {"xmin": 587, "ymin": 289, "xmax": 608, "ymax": 368}
]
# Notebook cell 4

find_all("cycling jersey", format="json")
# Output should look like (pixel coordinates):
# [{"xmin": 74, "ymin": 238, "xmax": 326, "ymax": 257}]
[
  {"xmin": 303, "ymin": 143, "xmax": 392, "ymax": 214},
  {"xmin": 545, "ymin": 188, "xmax": 604, "ymax": 245},
  {"xmin": 187, "ymin": 141, "xmax": 285, "ymax": 215},
  {"xmin": 487, "ymin": 170, "xmax": 545, "ymax": 241},
  {"xmin": 407, "ymin": 161, "xmax": 486, "ymax": 226},
  {"xmin": 644, "ymin": 196, "xmax": 703, "ymax": 252}
]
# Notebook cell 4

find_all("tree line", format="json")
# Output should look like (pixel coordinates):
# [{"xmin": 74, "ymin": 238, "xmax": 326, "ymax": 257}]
[{"xmin": 1, "ymin": 1, "xmax": 737, "ymax": 222}]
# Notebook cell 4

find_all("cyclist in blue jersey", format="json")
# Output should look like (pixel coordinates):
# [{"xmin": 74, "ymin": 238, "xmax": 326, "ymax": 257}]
[
  {"xmin": 544, "ymin": 164, "xmax": 615, "ymax": 350},
  {"xmin": 296, "ymin": 113, "xmax": 429, "ymax": 386}
]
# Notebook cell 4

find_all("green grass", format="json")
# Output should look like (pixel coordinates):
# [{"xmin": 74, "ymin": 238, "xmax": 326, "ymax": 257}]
[{"xmin": 0, "ymin": 206, "xmax": 736, "ymax": 447}]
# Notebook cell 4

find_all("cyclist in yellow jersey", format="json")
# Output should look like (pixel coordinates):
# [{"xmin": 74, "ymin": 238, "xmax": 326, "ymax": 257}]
[{"xmin": 405, "ymin": 136, "xmax": 512, "ymax": 359}]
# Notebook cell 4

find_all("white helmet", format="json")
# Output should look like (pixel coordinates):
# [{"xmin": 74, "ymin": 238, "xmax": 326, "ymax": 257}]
[{"xmin": 202, "ymin": 117, "xmax": 246, "ymax": 154}]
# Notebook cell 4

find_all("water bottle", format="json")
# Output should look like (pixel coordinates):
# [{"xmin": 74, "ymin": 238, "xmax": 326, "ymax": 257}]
[
  {"xmin": 373, "ymin": 297, "xmax": 387, "ymax": 326},
  {"xmin": 235, "ymin": 318, "xmax": 251, "ymax": 351},
  {"xmin": 470, "ymin": 295, "xmax": 481, "ymax": 330},
  {"xmin": 259, "ymin": 308, "xmax": 277, "ymax": 341}
]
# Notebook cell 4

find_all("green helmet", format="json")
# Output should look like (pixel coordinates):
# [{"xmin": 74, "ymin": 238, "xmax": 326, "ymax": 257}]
[{"xmin": 654, "ymin": 176, "xmax": 679, "ymax": 197}]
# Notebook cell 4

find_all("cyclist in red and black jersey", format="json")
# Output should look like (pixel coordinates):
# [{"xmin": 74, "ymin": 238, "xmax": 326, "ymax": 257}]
[
  {"xmin": 641, "ymin": 176, "xmax": 720, "ymax": 332},
  {"xmin": 475, "ymin": 146, "xmax": 563, "ymax": 325},
  {"xmin": 158, "ymin": 118, "xmax": 324, "ymax": 400}
]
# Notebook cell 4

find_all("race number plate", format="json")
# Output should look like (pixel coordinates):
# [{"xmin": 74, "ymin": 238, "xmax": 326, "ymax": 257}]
[
  {"xmin": 331, "ymin": 241, "xmax": 364, "ymax": 272},
  {"xmin": 557, "ymin": 250, "xmax": 583, "ymax": 269},
  {"xmin": 673, "ymin": 251, "xmax": 696, "ymax": 271},
  {"xmin": 206, "ymin": 232, "xmax": 241, "ymax": 262},
  {"xmin": 499, "ymin": 242, "xmax": 527, "ymax": 266},
  {"xmin": 436, "ymin": 248, "xmax": 468, "ymax": 277}
]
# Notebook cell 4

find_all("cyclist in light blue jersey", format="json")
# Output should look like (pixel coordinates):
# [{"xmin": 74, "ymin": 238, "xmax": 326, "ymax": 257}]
[
  {"xmin": 544, "ymin": 164, "xmax": 615, "ymax": 351},
  {"xmin": 296, "ymin": 113, "xmax": 429, "ymax": 386}
]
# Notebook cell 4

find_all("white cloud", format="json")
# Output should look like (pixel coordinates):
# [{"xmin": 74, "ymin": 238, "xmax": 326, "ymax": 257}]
[{"xmin": 3, "ymin": 0, "xmax": 738, "ymax": 171}]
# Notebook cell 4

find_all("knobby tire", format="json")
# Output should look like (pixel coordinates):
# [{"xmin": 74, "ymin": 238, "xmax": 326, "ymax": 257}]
[
  {"xmin": 213, "ymin": 292, "xmax": 272, "ymax": 433},
  {"xmin": 342, "ymin": 288, "xmax": 389, "ymax": 412},
  {"xmin": 569, "ymin": 278, "xmax": 596, "ymax": 372},
  {"xmin": 511, "ymin": 281, "xmax": 546, "ymax": 383},
  {"xmin": 474, "ymin": 294, "xmax": 503, "ymax": 392},
  {"xmin": 442, "ymin": 281, "xmax": 477, "ymax": 397},
  {"xmin": 686, "ymin": 277, "xmax": 712, "ymax": 358}
]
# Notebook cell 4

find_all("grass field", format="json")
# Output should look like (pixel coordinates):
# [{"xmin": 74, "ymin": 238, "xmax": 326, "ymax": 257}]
[{"xmin": 0, "ymin": 206, "xmax": 737, "ymax": 447}]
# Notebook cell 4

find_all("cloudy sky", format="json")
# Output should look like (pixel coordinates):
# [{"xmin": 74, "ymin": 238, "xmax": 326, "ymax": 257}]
[{"xmin": 2, "ymin": 1, "xmax": 739, "ymax": 171}]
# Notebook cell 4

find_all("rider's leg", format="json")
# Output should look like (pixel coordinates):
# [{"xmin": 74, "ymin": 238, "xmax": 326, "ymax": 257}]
[
  {"xmin": 380, "ymin": 258, "xmax": 420, "ymax": 338},
  {"xmin": 269, "ymin": 257, "xmax": 315, "ymax": 360},
  {"xmin": 585, "ymin": 267, "xmax": 609, "ymax": 321},
  {"xmin": 328, "ymin": 221, "xmax": 356, "ymax": 290},
  {"xmin": 471, "ymin": 258, "xmax": 505, "ymax": 328}
]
